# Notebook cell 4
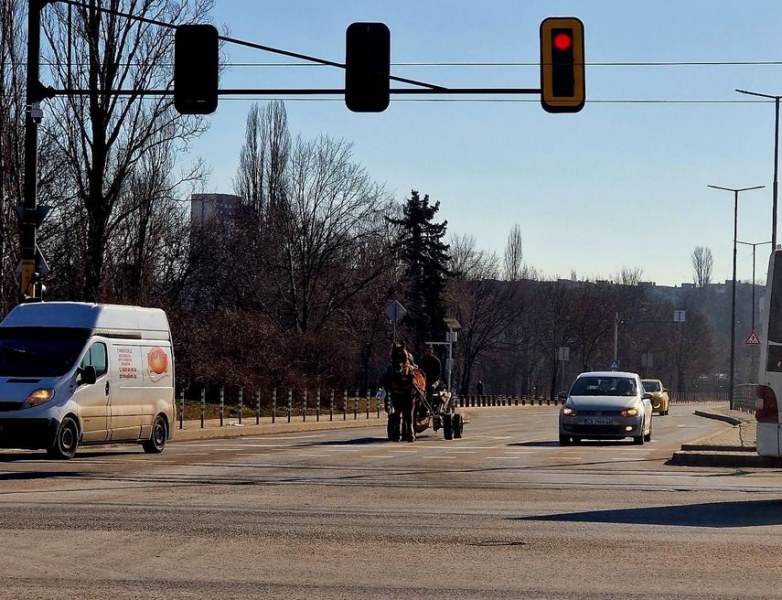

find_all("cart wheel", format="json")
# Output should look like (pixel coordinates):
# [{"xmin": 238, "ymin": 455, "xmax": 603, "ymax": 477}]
[
  {"xmin": 453, "ymin": 413, "xmax": 463, "ymax": 438},
  {"xmin": 443, "ymin": 413, "xmax": 453, "ymax": 440},
  {"xmin": 387, "ymin": 414, "xmax": 400, "ymax": 441}
]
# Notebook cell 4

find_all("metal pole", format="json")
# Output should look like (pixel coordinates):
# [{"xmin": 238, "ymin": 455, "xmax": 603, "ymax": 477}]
[
  {"xmin": 735, "ymin": 90, "xmax": 780, "ymax": 249},
  {"xmin": 752, "ymin": 244, "xmax": 757, "ymax": 332},
  {"xmin": 447, "ymin": 329, "xmax": 453, "ymax": 393},
  {"xmin": 774, "ymin": 97, "xmax": 779, "ymax": 250},
  {"xmin": 200, "ymin": 388, "xmax": 205, "ymax": 429},
  {"xmin": 21, "ymin": 0, "xmax": 43, "ymax": 299},
  {"xmin": 613, "ymin": 312, "xmax": 618, "ymax": 364},
  {"xmin": 708, "ymin": 184, "xmax": 765, "ymax": 409},
  {"xmin": 730, "ymin": 191, "xmax": 738, "ymax": 410}
]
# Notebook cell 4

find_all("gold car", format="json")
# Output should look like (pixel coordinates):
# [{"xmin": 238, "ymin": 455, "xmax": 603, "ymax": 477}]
[{"xmin": 641, "ymin": 379, "xmax": 670, "ymax": 415}]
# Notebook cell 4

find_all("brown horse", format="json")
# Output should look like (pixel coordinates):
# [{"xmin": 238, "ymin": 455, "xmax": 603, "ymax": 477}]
[{"xmin": 387, "ymin": 342, "xmax": 426, "ymax": 442}]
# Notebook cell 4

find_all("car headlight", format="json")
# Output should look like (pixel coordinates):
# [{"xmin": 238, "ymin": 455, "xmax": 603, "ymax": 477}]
[
  {"xmin": 561, "ymin": 406, "xmax": 576, "ymax": 416},
  {"xmin": 22, "ymin": 388, "xmax": 55, "ymax": 409},
  {"xmin": 621, "ymin": 407, "xmax": 639, "ymax": 417}
]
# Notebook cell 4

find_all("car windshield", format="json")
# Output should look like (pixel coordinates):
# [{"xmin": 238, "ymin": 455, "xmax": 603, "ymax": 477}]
[
  {"xmin": 642, "ymin": 380, "xmax": 662, "ymax": 392},
  {"xmin": 0, "ymin": 327, "xmax": 91, "ymax": 378},
  {"xmin": 570, "ymin": 376, "xmax": 637, "ymax": 396}
]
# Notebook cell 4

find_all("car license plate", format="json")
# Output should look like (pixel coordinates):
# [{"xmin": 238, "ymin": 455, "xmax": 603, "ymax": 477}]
[{"xmin": 584, "ymin": 418, "xmax": 615, "ymax": 426}]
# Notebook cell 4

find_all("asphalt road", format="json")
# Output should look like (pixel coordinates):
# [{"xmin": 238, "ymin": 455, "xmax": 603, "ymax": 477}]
[{"xmin": 2, "ymin": 404, "xmax": 782, "ymax": 599}]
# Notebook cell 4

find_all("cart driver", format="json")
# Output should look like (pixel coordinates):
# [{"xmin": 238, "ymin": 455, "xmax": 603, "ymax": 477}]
[{"xmin": 419, "ymin": 344, "xmax": 442, "ymax": 394}]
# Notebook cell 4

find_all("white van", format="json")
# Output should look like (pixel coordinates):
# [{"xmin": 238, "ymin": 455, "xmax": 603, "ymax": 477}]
[{"xmin": 0, "ymin": 302, "xmax": 175, "ymax": 459}]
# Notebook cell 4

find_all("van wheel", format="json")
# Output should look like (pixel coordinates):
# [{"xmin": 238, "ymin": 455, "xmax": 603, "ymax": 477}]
[
  {"xmin": 47, "ymin": 417, "xmax": 79, "ymax": 460},
  {"xmin": 143, "ymin": 415, "xmax": 167, "ymax": 454}
]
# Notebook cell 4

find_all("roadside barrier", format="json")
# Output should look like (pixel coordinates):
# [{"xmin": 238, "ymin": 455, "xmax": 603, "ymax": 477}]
[{"xmin": 176, "ymin": 386, "xmax": 733, "ymax": 430}]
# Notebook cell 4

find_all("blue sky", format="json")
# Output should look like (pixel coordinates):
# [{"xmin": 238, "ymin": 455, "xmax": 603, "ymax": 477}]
[{"xmin": 190, "ymin": 1, "xmax": 782, "ymax": 287}]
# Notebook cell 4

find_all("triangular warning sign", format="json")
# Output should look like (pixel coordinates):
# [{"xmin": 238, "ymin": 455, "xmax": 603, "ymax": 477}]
[{"xmin": 746, "ymin": 330, "xmax": 761, "ymax": 345}]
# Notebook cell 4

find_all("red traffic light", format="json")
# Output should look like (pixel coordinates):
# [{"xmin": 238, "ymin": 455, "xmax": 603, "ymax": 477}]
[
  {"xmin": 540, "ymin": 17, "xmax": 585, "ymax": 113},
  {"xmin": 553, "ymin": 32, "xmax": 572, "ymax": 52}
]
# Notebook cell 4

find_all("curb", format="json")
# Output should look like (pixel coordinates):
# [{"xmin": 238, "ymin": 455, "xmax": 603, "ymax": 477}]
[
  {"xmin": 680, "ymin": 443, "xmax": 756, "ymax": 452},
  {"xmin": 171, "ymin": 416, "xmax": 385, "ymax": 442},
  {"xmin": 693, "ymin": 410, "xmax": 744, "ymax": 426},
  {"xmin": 669, "ymin": 451, "xmax": 782, "ymax": 468}
]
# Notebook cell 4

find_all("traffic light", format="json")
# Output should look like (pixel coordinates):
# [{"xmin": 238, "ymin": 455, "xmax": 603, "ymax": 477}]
[
  {"xmin": 345, "ymin": 22, "xmax": 390, "ymax": 112},
  {"xmin": 174, "ymin": 24, "xmax": 219, "ymax": 115},
  {"xmin": 540, "ymin": 17, "xmax": 585, "ymax": 113}
]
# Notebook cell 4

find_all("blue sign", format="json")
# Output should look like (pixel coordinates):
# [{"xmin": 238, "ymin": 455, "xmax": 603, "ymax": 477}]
[{"xmin": 609, "ymin": 359, "xmax": 620, "ymax": 370}]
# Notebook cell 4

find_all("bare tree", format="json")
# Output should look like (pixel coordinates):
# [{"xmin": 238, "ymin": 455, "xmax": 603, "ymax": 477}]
[
  {"xmin": 0, "ymin": 0, "xmax": 25, "ymax": 311},
  {"xmin": 233, "ymin": 100, "xmax": 290, "ymax": 221},
  {"xmin": 234, "ymin": 130, "xmax": 394, "ymax": 335},
  {"xmin": 692, "ymin": 246, "xmax": 713, "ymax": 287},
  {"xmin": 1, "ymin": 0, "xmax": 72, "ymax": 307},
  {"xmin": 41, "ymin": 0, "xmax": 213, "ymax": 301},
  {"xmin": 449, "ymin": 234, "xmax": 520, "ymax": 394},
  {"xmin": 503, "ymin": 224, "xmax": 523, "ymax": 281},
  {"xmin": 615, "ymin": 266, "xmax": 644, "ymax": 286}
]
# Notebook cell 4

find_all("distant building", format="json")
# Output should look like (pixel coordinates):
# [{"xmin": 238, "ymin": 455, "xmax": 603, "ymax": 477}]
[{"xmin": 190, "ymin": 193, "xmax": 244, "ymax": 229}]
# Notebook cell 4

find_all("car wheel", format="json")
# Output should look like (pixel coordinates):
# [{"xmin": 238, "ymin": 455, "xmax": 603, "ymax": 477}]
[
  {"xmin": 559, "ymin": 434, "xmax": 571, "ymax": 446},
  {"xmin": 644, "ymin": 420, "xmax": 652, "ymax": 442},
  {"xmin": 47, "ymin": 416, "xmax": 79, "ymax": 460},
  {"xmin": 143, "ymin": 415, "xmax": 168, "ymax": 454},
  {"xmin": 633, "ymin": 431, "xmax": 645, "ymax": 445}
]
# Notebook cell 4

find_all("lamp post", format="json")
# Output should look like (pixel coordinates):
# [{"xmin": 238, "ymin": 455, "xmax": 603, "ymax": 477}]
[
  {"xmin": 735, "ymin": 89, "xmax": 781, "ymax": 250},
  {"xmin": 708, "ymin": 184, "xmax": 765, "ymax": 409},
  {"xmin": 736, "ymin": 240, "xmax": 773, "ymax": 332}
]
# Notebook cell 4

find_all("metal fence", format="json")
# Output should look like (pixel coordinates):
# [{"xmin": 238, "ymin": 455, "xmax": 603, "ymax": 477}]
[{"xmin": 175, "ymin": 387, "xmax": 736, "ymax": 430}]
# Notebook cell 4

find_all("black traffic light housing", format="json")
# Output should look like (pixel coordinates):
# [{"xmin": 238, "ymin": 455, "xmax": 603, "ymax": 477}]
[
  {"xmin": 540, "ymin": 17, "xmax": 585, "ymax": 113},
  {"xmin": 174, "ymin": 24, "xmax": 219, "ymax": 115},
  {"xmin": 345, "ymin": 22, "xmax": 390, "ymax": 112}
]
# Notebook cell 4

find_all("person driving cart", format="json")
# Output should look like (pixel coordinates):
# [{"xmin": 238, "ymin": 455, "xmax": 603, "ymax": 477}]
[{"xmin": 419, "ymin": 344, "xmax": 442, "ymax": 394}]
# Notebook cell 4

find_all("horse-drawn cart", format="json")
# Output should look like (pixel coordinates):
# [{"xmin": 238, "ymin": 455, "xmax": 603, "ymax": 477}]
[
  {"xmin": 388, "ymin": 382, "xmax": 464, "ymax": 441},
  {"xmin": 385, "ymin": 342, "xmax": 464, "ymax": 442}
]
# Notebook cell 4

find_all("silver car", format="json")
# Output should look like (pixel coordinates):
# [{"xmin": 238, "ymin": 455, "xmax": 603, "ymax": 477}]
[{"xmin": 559, "ymin": 371, "xmax": 653, "ymax": 445}]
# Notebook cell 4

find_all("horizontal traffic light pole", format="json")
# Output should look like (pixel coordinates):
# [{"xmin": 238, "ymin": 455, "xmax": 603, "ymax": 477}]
[{"xmin": 54, "ymin": 87, "xmax": 542, "ymax": 96}]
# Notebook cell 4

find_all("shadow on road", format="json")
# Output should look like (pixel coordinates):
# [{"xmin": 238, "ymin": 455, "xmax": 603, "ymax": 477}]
[
  {"xmin": 314, "ymin": 437, "xmax": 389, "ymax": 446},
  {"xmin": 0, "ymin": 449, "xmax": 142, "ymax": 462},
  {"xmin": 0, "ymin": 471, "xmax": 88, "ymax": 481},
  {"xmin": 514, "ymin": 499, "xmax": 782, "ymax": 528}
]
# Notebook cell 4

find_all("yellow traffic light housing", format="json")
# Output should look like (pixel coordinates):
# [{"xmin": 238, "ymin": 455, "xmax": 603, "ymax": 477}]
[{"xmin": 540, "ymin": 17, "xmax": 585, "ymax": 113}]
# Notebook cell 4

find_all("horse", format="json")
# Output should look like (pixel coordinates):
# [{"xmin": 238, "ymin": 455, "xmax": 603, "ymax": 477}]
[{"xmin": 386, "ymin": 342, "xmax": 426, "ymax": 442}]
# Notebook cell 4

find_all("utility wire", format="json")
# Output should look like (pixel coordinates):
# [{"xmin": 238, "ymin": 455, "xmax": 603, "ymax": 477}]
[{"xmin": 5, "ymin": 59, "xmax": 782, "ymax": 68}]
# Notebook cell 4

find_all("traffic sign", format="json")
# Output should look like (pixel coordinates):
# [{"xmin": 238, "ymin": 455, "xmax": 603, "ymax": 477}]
[
  {"xmin": 746, "ymin": 330, "xmax": 761, "ymax": 345},
  {"xmin": 609, "ymin": 359, "xmax": 620, "ymax": 370},
  {"xmin": 385, "ymin": 300, "xmax": 407, "ymax": 323}
]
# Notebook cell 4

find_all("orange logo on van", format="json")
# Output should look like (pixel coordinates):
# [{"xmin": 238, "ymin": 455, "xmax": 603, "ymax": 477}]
[{"xmin": 147, "ymin": 347, "xmax": 169, "ymax": 376}]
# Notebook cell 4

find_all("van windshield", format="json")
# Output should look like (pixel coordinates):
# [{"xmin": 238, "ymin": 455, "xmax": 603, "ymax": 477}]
[{"xmin": 0, "ymin": 327, "xmax": 91, "ymax": 377}]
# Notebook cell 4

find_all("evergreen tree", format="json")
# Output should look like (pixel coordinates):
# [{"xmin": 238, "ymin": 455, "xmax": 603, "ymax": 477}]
[{"xmin": 389, "ymin": 190, "xmax": 451, "ymax": 353}]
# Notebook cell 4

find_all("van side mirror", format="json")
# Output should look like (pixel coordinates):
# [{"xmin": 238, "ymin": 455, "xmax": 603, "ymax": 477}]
[
  {"xmin": 79, "ymin": 365, "xmax": 97, "ymax": 386},
  {"xmin": 557, "ymin": 392, "xmax": 568, "ymax": 402}
]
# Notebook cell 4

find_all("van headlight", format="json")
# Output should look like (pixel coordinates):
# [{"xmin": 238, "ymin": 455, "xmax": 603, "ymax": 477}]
[{"xmin": 23, "ymin": 388, "xmax": 55, "ymax": 408}]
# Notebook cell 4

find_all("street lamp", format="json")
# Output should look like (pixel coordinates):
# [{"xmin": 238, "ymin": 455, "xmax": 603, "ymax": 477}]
[
  {"xmin": 737, "ymin": 239, "xmax": 772, "ymax": 385},
  {"xmin": 708, "ymin": 184, "xmax": 765, "ymax": 410},
  {"xmin": 736, "ymin": 240, "xmax": 772, "ymax": 332},
  {"xmin": 735, "ymin": 89, "xmax": 781, "ymax": 249}
]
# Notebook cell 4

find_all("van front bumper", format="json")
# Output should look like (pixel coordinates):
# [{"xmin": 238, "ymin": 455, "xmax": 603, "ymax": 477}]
[{"xmin": 0, "ymin": 418, "xmax": 59, "ymax": 449}]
